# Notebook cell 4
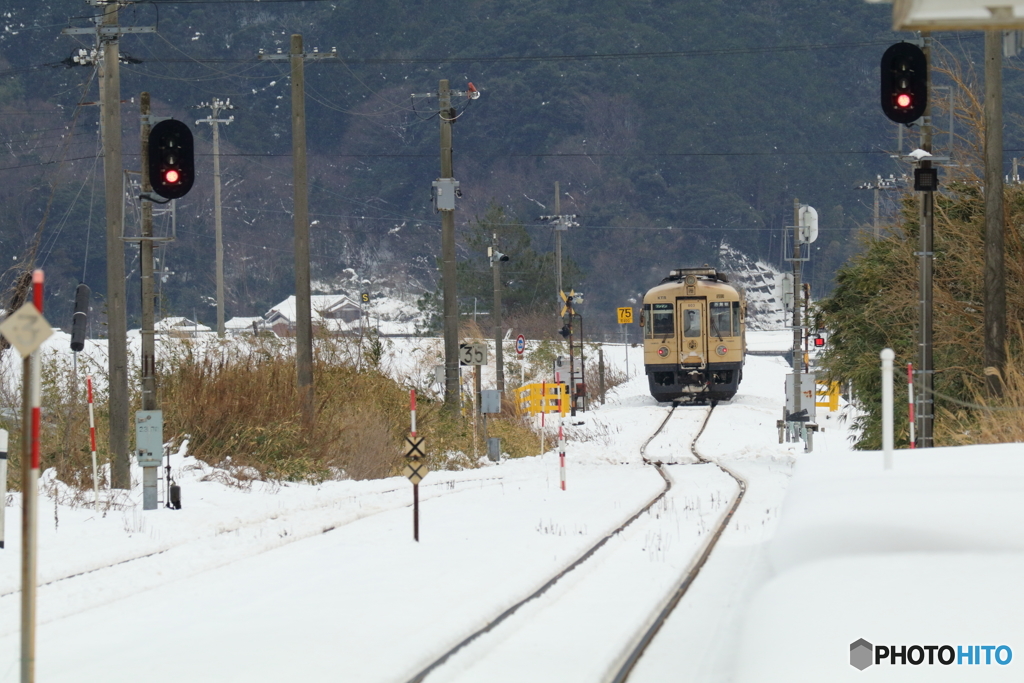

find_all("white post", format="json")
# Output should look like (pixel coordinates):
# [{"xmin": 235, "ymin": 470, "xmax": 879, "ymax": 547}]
[
  {"xmin": 87, "ymin": 376, "xmax": 99, "ymax": 512},
  {"xmin": 881, "ymin": 348, "xmax": 895, "ymax": 469},
  {"xmin": 0, "ymin": 429, "xmax": 7, "ymax": 549}
]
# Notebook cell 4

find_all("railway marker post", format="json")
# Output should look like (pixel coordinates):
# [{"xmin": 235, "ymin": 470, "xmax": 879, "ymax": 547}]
[
  {"xmin": 402, "ymin": 390, "xmax": 427, "ymax": 541},
  {"xmin": 881, "ymin": 348, "xmax": 895, "ymax": 469},
  {"xmin": 558, "ymin": 420, "xmax": 567, "ymax": 491},
  {"xmin": 907, "ymin": 363, "xmax": 916, "ymax": 449},
  {"xmin": 0, "ymin": 269, "xmax": 50, "ymax": 683},
  {"xmin": 86, "ymin": 376, "xmax": 99, "ymax": 512}
]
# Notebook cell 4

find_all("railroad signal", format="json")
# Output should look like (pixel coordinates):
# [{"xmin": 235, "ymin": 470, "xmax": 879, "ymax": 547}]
[
  {"xmin": 148, "ymin": 119, "xmax": 195, "ymax": 199},
  {"xmin": 813, "ymin": 336, "xmax": 825, "ymax": 348},
  {"xmin": 880, "ymin": 42, "xmax": 927, "ymax": 125}
]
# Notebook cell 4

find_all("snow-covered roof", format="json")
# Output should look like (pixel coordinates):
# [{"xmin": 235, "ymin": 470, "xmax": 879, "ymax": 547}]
[
  {"xmin": 225, "ymin": 316, "xmax": 265, "ymax": 330},
  {"xmin": 156, "ymin": 317, "xmax": 212, "ymax": 333},
  {"xmin": 265, "ymin": 295, "xmax": 359, "ymax": 324}
]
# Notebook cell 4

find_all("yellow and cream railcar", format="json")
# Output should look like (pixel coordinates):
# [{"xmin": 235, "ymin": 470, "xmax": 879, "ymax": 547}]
[{"xmin": 640, "ymin": 267, "xmax": 746, "ymax": 403}]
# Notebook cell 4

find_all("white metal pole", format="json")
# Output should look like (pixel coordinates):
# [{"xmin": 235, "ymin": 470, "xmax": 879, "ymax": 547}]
[
  {"xmin": 881, "ymin": 348, "xmax": 895, "ymax": 469},
  {"xmin": 907, "ymin": 362, "xmax": 916, "ymax": 450},
  {"xmin": 0, "ymin": 429, "xmax": 7, "ymax": 549},
  {"xmin": 87, "ymin": 376, "xmax": 99, "ymax": 511}
]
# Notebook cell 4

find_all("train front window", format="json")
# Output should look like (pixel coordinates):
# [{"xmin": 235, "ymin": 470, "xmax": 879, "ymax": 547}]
[
  {"xmin": 732, "ymin": 301, "xmax": 742, "ymax": 337},
  {"xmin": 652, "ymin": 303, "xmax": 674, "ymax": 336},
  {"xmin": 643, "ymin": 304, "xmax": 653, "ymax": 338},
  {"xmin": 709, "ymin": 302, "xmax": 731, "ymax": 338},
  {"xmin": 683, "ymin": 308, "xmax": 701, "ymax": 337}
]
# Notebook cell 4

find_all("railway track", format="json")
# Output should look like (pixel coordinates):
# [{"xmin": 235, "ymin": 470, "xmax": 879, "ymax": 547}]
[
  {"xmin": 405, "ymin": 401, "xmax": 746, "ymax": 683},
  {"xmin": 611, "ymin": 402, "xmax": 748, "ymax": 682}
]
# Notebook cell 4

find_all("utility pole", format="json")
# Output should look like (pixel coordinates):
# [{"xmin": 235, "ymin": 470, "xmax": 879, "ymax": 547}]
[
  {"xmin": 491, "ymin": 232, "xmax": 505, "ymax": 392},
  {"xmin": 259, "ymin": 39, "xmax": 336, "ymax": 423},
  {"xmin": 536, "ymin": 183, "xmax": 578, "ymax": 320},
  {"xmin": 440, "ymin": 80, "xmax": 458, "ymax": 412},
  {"xmin": 100, "ymin": 3, "xmax": 129, "ymax": 489},
  {"xmin": 791, "ymin": 198, "xmax": 802, "ymax": 422},
  {"xmin": 554, "ymin": 181, "xmax": 563, "ymax": 311},
  {"xmin": 196, "ymin": 98, "xmax": 234, "ymax": 338},
  {"xmin": 917, "ymin": 33, "xmax": 935, "ymax": 448},
  {"xmin": 984, "ymin": 30, "xmax": 1006, "ymax": 397},
  {"xmin": 412, "ymin": 80, "xmax": 478, "ymax": 413}
]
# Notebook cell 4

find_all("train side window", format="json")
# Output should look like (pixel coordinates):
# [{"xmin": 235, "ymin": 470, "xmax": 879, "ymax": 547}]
[
  {"xmin": 709, "ymin": 302, "xmax": 731, "ymax": 337},
  {"xmin": 643, "ymin": 304, "xmax": 653, "ymax": 338},
  {"xmin": 683, "ymin": 308, "xmax": 701, "ymax": 337},
  {"xmin": 732, "ymin": 301, "xmax": 741, "ymax": 337},
  {"xmin": 652, "ymin": 303, "xmax": 674, "ymax": 336}
]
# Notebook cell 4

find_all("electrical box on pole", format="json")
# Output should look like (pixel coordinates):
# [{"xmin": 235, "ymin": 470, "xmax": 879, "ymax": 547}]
[
  {"xmin": 881, "ymin": 42, "xmax": 928, "ymax": 124},
  {"xmin": 148, "ymin": 120, "xmax": 195, "ymax": 199},
  {"xmin": 432, "ymin": 178, "xmax": 460, "ymax": 212}
]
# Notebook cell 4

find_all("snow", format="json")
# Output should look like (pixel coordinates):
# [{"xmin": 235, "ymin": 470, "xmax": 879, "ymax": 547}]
[{"xmin": 0, "ymin": 330, "xmax": 1020, "ymax": 682}]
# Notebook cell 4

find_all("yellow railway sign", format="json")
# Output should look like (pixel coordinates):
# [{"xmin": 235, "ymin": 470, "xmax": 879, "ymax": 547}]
[{"xmin": 616, "ymin": 307, "xmax": 633, "ymax": 325}]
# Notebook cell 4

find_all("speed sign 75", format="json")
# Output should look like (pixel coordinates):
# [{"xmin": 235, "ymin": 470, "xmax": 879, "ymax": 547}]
[{"xmin": 459, "ymin": 343, "xmax": 488, "ymax": 366}]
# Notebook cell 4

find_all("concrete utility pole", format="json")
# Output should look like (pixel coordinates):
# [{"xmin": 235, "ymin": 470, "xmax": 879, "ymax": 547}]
[
  {"xmin": 492, "ymin": 232, "xmax": 505, "ymax": 392},
  {"xmin": 983, "ymin": 30, "xmax": 1006, "ymax": 397},
  {"xmin": 791, "ymin": 198, "xmax": 802, "ymax": 421},
  {"xmin": 917, "ymin": 34, "xmax": 935, "ymax": 448},
  {"xmin": 554, "ymin": 181, "xmax": 563, "ymax": 309},
  {"xmin": 259, "ymin": 38, "xmax": 336, "ymax": 424},
  {"xmin": 196, "ymin": 98, "xmax": 234, "ymax": 338},
  {"xmin": 139, "ymin": 93, "xmax": 157, "ymax": 415},
  {"xmin": 101, "ymin": 3, "xmax": 130, "ymax": 489}
]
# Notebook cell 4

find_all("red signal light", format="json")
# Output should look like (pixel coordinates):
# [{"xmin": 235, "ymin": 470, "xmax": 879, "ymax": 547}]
[
  {"xmin": 164, "ymin": 169, "xmax": 180, "ymax": 184},
  {"xmin": 814, "ymin": 336, "xmax": 825, "ymax": 348},
  {"xmin": 896, "ymin": 93, "xmax": 912, "ymax": 109}
]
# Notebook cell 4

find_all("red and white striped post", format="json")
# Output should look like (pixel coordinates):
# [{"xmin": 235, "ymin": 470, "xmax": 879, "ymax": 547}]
[
  {"xmin": 410, "ymin": 389, "xmax": 419, "ymax": 543},
  {"xmin": 907, "ymin": 362, "xmax": 916, "ymax": 449},
  {"xmin": 558, "ymin": 419, "xmax": 566, "ymax": 491},
  {"xmin": 87, "ymin": 375, "xmax": 99, "ymax": 511},
  {"xmin": 22, "ymin": 269, "xmax": 44, "ymax": 682}
]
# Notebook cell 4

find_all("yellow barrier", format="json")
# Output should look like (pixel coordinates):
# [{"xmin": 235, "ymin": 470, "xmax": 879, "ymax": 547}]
[
  {"xmin": 816, "ymin": 382, "xmax": 840, "ymax": 412},
  {"xmin": 517, "ymin": 382, "xmax": 570, "ymax": 417}
]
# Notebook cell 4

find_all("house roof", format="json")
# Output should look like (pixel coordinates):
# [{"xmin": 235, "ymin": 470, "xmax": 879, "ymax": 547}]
[{"xmin": 265, "ymin": 294, "xmax": 359, "ymax": 323}]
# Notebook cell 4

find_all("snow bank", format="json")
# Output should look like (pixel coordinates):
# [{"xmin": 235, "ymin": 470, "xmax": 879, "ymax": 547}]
[{"xmin": 734, "ymin": 443, "xmax": 1024, "ymax": 681}]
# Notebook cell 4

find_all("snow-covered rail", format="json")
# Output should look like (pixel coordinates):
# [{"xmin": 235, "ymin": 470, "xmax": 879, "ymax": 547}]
[
  {"xmin": 611, "ymin": 402, "xmax": 748, "ymax": 681},
  {"xmin": 404, "ymin": 405, "xmax": 711, "ymax": 683}
]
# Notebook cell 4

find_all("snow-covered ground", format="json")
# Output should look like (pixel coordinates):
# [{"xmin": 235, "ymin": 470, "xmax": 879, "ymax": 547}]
[{"xmin": 0, "ymin": 330, "xmax": 1019, "ymax": 681}]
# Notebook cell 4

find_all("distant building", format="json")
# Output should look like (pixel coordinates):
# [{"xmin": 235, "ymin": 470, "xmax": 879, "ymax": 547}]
[
  {"xmin": 224, "ymin": 316, "xmax": 267, "ymax": 337},
  {"xmin": 155, "ymin": 316, "xmax": 212, "ymax": 338},
  {"xmin": 264, "ymin": 294, "xmax": 362, "ymax": 336}
]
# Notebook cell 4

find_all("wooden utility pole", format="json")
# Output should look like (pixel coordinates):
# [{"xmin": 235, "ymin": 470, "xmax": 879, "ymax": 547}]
[
  {"xmin": 196, "ymin": 98, "xmax": 234, "ymax": 338},
  {"xmin": 984, "ymin": 30, "xmax": 1006, "ymax": 397},
  {"xmin": 290, "ymin": 35, "xmax": 314, "ymax": 422},
  {"xmin": 439, "ymin": 79, "xmax": 460, "ymax": 413},
  {"xmin": 101, "ymin": 3, "xmax": 130, "ymax": 488},
  {"xmin": 258, "ymin": 39, "xmax": 336, "ymax": 422}
]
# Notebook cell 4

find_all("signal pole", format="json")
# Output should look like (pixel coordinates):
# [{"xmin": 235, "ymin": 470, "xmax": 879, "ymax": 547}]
[
  {"xmin": 791, "ymin": 198, "xmax": 802, "ymax": 422},
  {"xmin": 259, "ymin": 38, "xmax": 336, "ymax": 423},
  {"xmin": 196, "ymin": 98, "xmax": 235, "ymax": 338}
]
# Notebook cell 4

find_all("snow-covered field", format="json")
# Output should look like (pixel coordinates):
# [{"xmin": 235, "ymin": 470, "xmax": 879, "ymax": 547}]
[{"xmin": 1, "ymin": 331, "xmax": 1020, "ymax": 681}]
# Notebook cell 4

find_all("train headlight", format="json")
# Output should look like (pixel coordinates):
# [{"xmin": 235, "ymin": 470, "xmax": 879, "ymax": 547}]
[
  {"xmin": 716, "ymin": 345, "xmax": 728, "ymax": 356},
  {"xmin": 657, "ymin": 346, "xmax": 669, "ymax": 358}
]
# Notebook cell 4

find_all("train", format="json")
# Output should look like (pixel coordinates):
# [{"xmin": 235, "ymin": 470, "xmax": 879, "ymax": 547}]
[{"xmin": 640, "ymin": 266, "xmax": 746, "ymax": 403}]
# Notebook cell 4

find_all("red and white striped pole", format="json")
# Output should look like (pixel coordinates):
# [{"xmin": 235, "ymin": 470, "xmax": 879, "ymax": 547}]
[
  {"xmin": 87, "ymin": 375, "xmax": 99, "ymax": 511},
  {"xmin": 22, "ymin": 269, "xmax": 44, "ymax": 682},
  {"xmin": 558, "ymin": 419, "xmax": 566, "ymax": 491},
  {"xmin": 410, "ymin": 389, "xmax": 419, "ymax": 543},
  {"xmin": 907, "ymin": 362, "xmax": 916, "ymax": 449}
]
